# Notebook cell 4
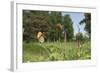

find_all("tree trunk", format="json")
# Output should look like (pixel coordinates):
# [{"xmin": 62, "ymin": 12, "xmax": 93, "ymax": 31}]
[
  {"xmin": 64, "ymin": 32, "xmax": 67, "ymax": 42},
  {"xmin": 58, "ymin": 32, "xmax": 60, "ymax": 42}
]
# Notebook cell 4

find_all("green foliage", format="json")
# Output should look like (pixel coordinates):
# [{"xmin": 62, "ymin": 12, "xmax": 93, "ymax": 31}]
[
  {"xmin": 23, "ymin": 10, "xmax": 74, "ymax": 42},
  {"xmin": 63, "ymin": 15, "xmax": 74, "ymax": 41},
  {"xmin": 49, "ymin": 12, "xmax": 62, "ymax": 25},
  {"xmin": 80, "ymin": 13, "xmax": 91, "ymax": 38},
  {"xmin": 76, "ymin": 32, "xmax": 83, "ymax": 41},
  {"xmin": 23, "ymin": 10, "xmax": 50, "ymax": 42},
  {"xmin": 47, "ymin": 12, "xmax": 62, "ymax": 42},
  {"xmin": 23, "ymin": 41, "xmax": 91, "ymax": 62}
]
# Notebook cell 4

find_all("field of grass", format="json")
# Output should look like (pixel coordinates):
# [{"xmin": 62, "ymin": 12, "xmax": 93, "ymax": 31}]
[{"xmin": 23, "ymin": 41, "xmax": 91, "ymax": 63}]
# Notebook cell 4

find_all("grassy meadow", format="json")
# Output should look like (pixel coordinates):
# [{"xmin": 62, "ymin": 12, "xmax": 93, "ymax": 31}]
[{"xmin": 23, "ymin": 41, "xmax": 91, "ymax": 63}]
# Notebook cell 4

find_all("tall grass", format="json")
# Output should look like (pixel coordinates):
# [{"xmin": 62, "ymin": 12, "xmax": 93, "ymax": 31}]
[{"xmin": 23, "ymin": 41, "xmax": 91, "ymax": 62}]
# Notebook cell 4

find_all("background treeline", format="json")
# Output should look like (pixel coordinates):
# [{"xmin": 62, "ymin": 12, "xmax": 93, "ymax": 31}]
[{"xmin": 23, "ymin": 10, "xmax": 91, "ymax": 43}]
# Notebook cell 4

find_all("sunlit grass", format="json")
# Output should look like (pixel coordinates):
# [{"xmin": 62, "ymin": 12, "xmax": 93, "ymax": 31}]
[{"xmin": 23, "ymin": 41, "xmax": 91, "ymax": 63}]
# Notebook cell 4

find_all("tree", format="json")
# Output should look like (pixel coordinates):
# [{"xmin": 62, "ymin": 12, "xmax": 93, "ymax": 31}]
[
  {"xmin": 23, "ymin": 10, "xmax": 50, "ymax": 42},
  {"xmin": 47, "ymin": 12, "xmax": 62, "ymax": 42},
  {"xmin": 76, "ymin": 33, "xmax": 83, "ymax": 41},
  {"xmin": 63, "ymin": 15, "xmax": 74, "ymax": 42},
  {"xmin": 79, "ymin": 13, "xmax": 91, "ymax": 39},
  {"xmin": 49, "ymin": 12, "xmax": 62, "ymax": 25}
]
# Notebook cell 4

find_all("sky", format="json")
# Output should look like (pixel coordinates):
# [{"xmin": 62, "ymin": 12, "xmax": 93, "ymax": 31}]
[{"xmin": 62, "ymin": 12, "xmax": 86, "ymax": 35}]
